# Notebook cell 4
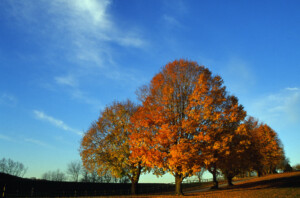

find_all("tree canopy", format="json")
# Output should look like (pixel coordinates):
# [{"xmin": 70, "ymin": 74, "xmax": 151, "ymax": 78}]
[
  {"xmin": 80, "ymin": 59, "xmax": 288, "ymax": 195},
  {"xmin": 130, "ymin": 59, "xmax": 248, "ymax": 193},
  {"xmin": 80, "ymin": 100, "xmax": 145, "ymax": 194},
  {"xmin": 0, "ymin": 158, "xmax": 27, "ymax": 177}
]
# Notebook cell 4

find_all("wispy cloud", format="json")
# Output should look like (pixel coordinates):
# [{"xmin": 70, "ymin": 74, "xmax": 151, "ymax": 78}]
[
  {"xmin": 0, "ymin": 93, "xmax": 17, "ymax": 106},
  {"xmin": 48, "ymin": 0, "xmax": 145, "ymax": 63},
  {"xmin": 64, "ymin": 0, "xmax": 112, "ymax": 30},
  {"xmin": 163, "ymin": 14, "xmax": 182, "ymax": 28},
  {"xmin": 163, "ymin": 0, "xmax": 188, "ymax": 15},
  {"xmin": 286, "ymin": 87, "xmax": 299, "ymax": 91},
  {"xmin": 55, "ymin": 75, "xmax": 77, "ymax": 87},
  {"xmin": 70, "ymin": 89, "xmax": 103, "ymax": 110},
  {"xmin": 0, "ymin": 134, "xmax": 14, "ymax": 142},
  {"xmin": 0, "ymin": 134, "xmax": 53, "ymax": 148},
  {"xmin": 33, "ymin": 110, "xmax": 83, "ymax": 136},
  {"xmin": 5, "ymin": 0, "xmax": 147, "ymax": 107},
  {"xmin": 249, "ymin": 87, "xmax": 300, "ymax": 126},
  {"xmin": 47, "ymin": 0, "xmax": 146, "ymax": 105},
  {"xmin": 53, "ymin": 74, "xmax": 103, "ymax": 110},
  {"xmin": 0, "ymin": 134, "xmax": 52, "ymax": 149},
  {"xmin": 24, "ymin": 138, "xmax": 53, "ymax": 148}
]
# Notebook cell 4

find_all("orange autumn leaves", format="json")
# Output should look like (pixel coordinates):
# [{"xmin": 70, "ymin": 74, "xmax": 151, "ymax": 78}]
[
  {"xmin": 80, "ymin": 59, "xmax": 285, "ymax": 195},
  {"xmin": 244, "ymin": 117, "xmax": 284, "ymax": 176},
  {"xmin": 131, "ymin": 61, "xmax": 205, "ymax": 177},
  {"xmin": 80, "ymin": 100, "xmax": 143, "ymax": 194},
  {"xmin": 129, "ymin": 60, "xmax": 252, "ymax": 193}
]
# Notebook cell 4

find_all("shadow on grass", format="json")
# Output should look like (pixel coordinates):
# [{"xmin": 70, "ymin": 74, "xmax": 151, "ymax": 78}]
[
  {"xmin": 185, "ymin": 173, "xmax": 300, "ymax": 197},
  {"xmin": 230, "ymin": 175, "xmax": 300, "ymax": 189}
]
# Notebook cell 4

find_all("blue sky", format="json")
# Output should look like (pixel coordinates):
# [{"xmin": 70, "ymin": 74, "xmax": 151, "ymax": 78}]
[{"xmin": 0, "ymin": 0, "xmax": 299, "ymax": 183}]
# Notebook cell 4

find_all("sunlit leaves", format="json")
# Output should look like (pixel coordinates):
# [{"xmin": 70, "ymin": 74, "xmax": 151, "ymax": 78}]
[
  {"xmin": 80, "ymin": 100, "xmax": 144, "ymax": 194},
  {"xmin": 130, "ymin": 59, "xmax": 240, "ymax": 194},
  {"xmin": 80, "ymin": 59, "xmax": 286, "ymax": 194}
]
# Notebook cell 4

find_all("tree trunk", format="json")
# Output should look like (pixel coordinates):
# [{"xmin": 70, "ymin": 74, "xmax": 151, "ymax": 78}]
[
  {"xmin": 257, "ymin": 170, "xmax": 262, "ymax": 177},
  {"xmin": 129, "ymin": 163, "xmax": 142, "ymax": 195},
  {"xmin": 227, "ymin": 175, "xmax": 233, "ymax": 186},
  {"xmin": 175, "ymin": 174, "xmax": 184, "ymax": 195},
  {"xmin": 211, "ymin": 166, "xmax": 219, "ymax": 189},
  {"xmin": 131, "ymin": 179, "xmax": 138, "ymax": 195}
]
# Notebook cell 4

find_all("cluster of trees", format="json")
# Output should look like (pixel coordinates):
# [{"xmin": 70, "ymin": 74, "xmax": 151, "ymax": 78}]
[
  {"xmin": 40, "ymin": 160, "xmax": 129, "ymax": 183},
  {"xmin": 0, "ymin": 158, "xmax": 27, "ymax": 177},
  {"xmin": 41, "ymin": 169, "xmax": 66, "ymax": 182},
  {"xmin": 293, "ymin": 164, "xmax": 300, "ymax": 170},
  {"xmin": 80, "ymin": 60, "xmax": 290, "ymax": 195}
]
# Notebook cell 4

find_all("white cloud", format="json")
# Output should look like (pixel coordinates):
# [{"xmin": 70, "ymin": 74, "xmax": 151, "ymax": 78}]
[
  {"xmin": 49, "ymin": 0, "xmax": 145, "ymax": 53},
  {"xmin": 5, "ymin": 0, "xmax": 146, "ymax": 83},
  {"xmin": 33, "ymin": 110, "xmax": 83, "ymax": 136},
  {"xmin": 55, "ymin": 75, "xmax": 77, "ymax": 87},
  {"xmin": 286, "ymin": 87, "xmax": 299, "ymax": 91},
  {"xmin": 67, "ymin": 0, "xmax": 112, "ymax": 29},
  {"xmin": 4, "ymin": 0, "xmax": 148, "ymax": 109},
  {"xmin": 249, "ymin": 88, "xmax": 300, "ymax": 126},
  {"xmin": 46, "ymin": 0, "xmax": 145, "ymax": 104}
]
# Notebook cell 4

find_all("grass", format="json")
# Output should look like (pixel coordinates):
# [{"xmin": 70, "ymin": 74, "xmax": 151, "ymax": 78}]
[
  {"xmin": 187, "ymin": 171, "xmax": 300, "ymax": 198},
  {"xmin": 87, "ymin": 171, "xmax": 300, "ymax": 198}
]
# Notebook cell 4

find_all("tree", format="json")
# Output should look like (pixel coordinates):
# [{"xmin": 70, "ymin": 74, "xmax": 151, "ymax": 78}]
[
  {"xmin": 293, "ymin": 164, "xmax": 300, "ymax": 171},
  {"xmin": 283, "ymin": 163, "xmax": 293, "ymax": 172},
  {"xmin": 41, "ymin": 169, "xmax": 66, "ymax": 181},
  {"xmin": 80, "ymin": 100, "xmax": 145, "ymax": 195},
  {"xmin": 278, "ymin": 156, "xmax": 293, "ymax": 173},
  {"xmin": 191, "ymin": 93, "xmax": 246, "ymax": 188},
  {"xmin": 131, "ymin": 60, "xmax": 203, "ymax": 195},
  {"xmin": 67, "ymin": 160, "xmax": 82, "ymax": 182},
  {"xmin": 195, "ymin": 168, "xmax": 206, "ymax": 183},
  {"xmin": 41, "ymin": 171, "xmax": 52, "ymax": 181},
  {"xmin": 0, "ymin": 158, "xmax": 27, "ymax": 177},
  {"xmin": 81, "ymin": 167, "xmax": 102, "ymax": 183},
  {"xmin": 80, "ymin": 166, "xmax": 117, "ymax": 183},
  {"xmin": 244, "ymin": 117, "xmax": 284, "ymax": 176},
  {"xmin": 130, "ymin": 59, "xmax": 241, "ymax": 194},
  {"xmin": 218, "ymin": 122, "xmax": 252, "ymax": 186}
]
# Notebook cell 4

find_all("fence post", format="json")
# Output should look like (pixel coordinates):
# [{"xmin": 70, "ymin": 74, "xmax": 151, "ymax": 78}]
[
  {"xmin": 2, "ymin": 184, "xmax": 5, "ymax": 198},
  {"xmin": 31, "ymin": 187, "xmax": 34, "ymax": 197}
]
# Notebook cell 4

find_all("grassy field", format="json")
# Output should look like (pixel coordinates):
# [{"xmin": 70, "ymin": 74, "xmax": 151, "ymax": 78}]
[
  {"xmin": 93, "ymin": 172, "xmax": 300, "ymax": 198},
  {"xmin": 186, "ymin": 171, "xmax": 300, "ymax": 198}
]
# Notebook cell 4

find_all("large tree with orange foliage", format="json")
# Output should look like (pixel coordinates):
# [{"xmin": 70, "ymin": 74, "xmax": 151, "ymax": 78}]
[
  {"xmin": 80, "ymin": 100, "xmax": 144, "ymax": 195},
  {"xmin": 183, "ymin": 71, "xmax": 246, "ymax": 188},
  {"xmin": 245, "ymin": 117, "xmax": 284, "ymax": 177},
  {"xmin": 130, "ymin": 59, "xmax": 245, "ymax": 194}
]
